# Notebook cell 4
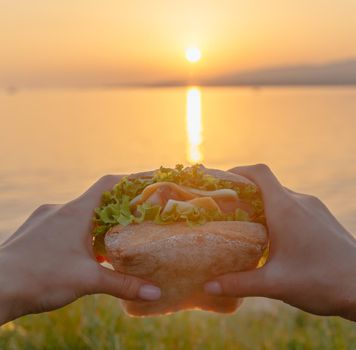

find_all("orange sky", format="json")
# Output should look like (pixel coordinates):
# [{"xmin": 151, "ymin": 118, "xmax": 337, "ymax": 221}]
[{"xmin": 1, "ymin": 0, "xmax": 356, "ymax": 87}]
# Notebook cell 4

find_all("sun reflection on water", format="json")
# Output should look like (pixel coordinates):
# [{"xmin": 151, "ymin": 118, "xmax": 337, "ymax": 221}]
[{"xmin": 186, "ymin": 87, "xmax": 203, "ymax": 164}]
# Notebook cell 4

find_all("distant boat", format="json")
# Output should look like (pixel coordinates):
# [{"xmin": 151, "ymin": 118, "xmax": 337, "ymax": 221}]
[{"xmin": 5, "ymin": 86, "xmax": 18, "ymax": 95}]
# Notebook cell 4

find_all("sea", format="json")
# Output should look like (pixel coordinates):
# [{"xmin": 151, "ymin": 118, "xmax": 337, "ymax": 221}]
[{"xmin": 1, "ymin": 87, "xmax": 356, "ymax": 241}]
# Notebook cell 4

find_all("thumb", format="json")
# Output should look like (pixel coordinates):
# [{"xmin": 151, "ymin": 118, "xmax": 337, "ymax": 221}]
[
  {"xmin": 89, "ymin": 266, "xmax": 162, "ymax": 301},
  {"xmin": 204, "ymin": 267, "xmax": 273, "ymax": 298}
]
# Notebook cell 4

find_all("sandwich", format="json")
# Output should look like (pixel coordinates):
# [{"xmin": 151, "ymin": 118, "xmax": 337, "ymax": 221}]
[{"xmin": 92, "ymin": 164, "xmax": 268, "ymax": 316}]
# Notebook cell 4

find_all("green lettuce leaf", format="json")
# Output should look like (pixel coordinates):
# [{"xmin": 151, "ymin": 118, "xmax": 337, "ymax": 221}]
[
  {"xmin": 235, "ymin": 208, "xmax": 250, "ymax": 222},
  {"xmin": 135, "ymin": 203, "xmax": 162, "ymax": 223}
]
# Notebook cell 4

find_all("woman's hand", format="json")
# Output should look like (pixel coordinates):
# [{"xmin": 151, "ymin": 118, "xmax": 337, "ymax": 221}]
[
  {"xmin": 204, "ymin": 164, "xmax": 356, "ymax": 321},
  {"xmin": 0, "ymin": 175, "xmax": 161, "ymax": 325}
]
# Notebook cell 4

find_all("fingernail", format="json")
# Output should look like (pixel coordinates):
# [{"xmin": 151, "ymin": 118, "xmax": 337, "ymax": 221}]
[
  {"xmin": 138, "ymin": 285, "xmax": 161, "ymax": 301},
  {"xmin": 204, "ymin": 281, "xmax": 222, "ymax": 295}
]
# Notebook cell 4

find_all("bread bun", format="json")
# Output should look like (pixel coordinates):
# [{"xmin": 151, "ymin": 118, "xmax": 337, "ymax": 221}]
[{"xmin": 105, "ymin": 220, "xmax": 267, "ymax": 316}]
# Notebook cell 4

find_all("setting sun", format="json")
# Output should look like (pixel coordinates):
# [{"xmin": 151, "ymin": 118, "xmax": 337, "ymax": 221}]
[{"xmin": 185, "ymin": 47, "xmax": 202, "ymax": 63}]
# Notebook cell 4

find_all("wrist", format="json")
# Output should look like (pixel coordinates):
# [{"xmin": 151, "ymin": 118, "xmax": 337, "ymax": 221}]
[
  {"xmin": 333, "ymin": 236, "xmax": 356, "ymax": 321},
  {"xmin": 335, "ymin": 270, "xmax": 356, "ymax": 321},
  {"xmin": 337, "ymin": 297, "xmax": 356, "ymax": 322}
]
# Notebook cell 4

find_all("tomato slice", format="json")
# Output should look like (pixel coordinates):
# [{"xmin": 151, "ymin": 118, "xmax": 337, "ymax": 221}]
[{"xmin": 96, "ymin": 255, "xmax": 107, "ymax": 263}]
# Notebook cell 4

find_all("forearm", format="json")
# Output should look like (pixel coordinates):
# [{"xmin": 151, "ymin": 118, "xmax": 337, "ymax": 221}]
[
  {"xmin": 0, "ymin": 248, "xmax": 28, "ymax": 325},
  {"xmin": 0, "ymin": 288, "xmax": 15, "ymax": 326}
]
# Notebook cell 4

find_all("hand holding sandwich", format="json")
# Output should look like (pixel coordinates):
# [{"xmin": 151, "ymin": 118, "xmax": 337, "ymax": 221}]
[
  {"xmin": 205, "ymin": 164, "xmax": 356, "ymax": 321},
  {"xmin": 0, "ymin": 175, "xmax": 161, "ymax": 326}
]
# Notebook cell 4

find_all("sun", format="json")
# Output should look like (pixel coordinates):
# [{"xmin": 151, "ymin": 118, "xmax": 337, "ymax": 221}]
[{"xmin": 185, "ymin": 47, "xmax": 201, "ymax": 63}]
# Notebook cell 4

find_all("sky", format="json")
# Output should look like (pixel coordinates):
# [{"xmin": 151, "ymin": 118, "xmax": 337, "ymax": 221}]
[{"xmin": 1, "ymin": 0, "xmax": 356, "ymax": 87}]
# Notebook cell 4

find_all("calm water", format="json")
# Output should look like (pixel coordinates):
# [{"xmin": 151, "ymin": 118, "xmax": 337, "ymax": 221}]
[{"xmin": 1, "ymin": 87, "xmax": 356, "ymax": 241}]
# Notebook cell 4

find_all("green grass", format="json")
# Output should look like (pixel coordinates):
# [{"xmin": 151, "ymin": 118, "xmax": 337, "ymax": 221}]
[{"xmin": 0, "ymin": 295, "xmax": 355, "ymax": 349}]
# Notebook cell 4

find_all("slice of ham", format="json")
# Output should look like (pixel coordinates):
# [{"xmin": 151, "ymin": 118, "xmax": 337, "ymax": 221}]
[
  {"xmin": 130, "ymin": 182, "xmax": 196, "ymax": 208},
  {"xmin": 130, "ymin": 181, "xmax": 255, "ymax": 216}
]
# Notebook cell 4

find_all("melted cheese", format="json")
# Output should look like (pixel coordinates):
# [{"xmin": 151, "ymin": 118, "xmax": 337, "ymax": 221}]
[
  {"xmin": 188, "ymin": 197, "xmax": 221, "ymax": 212},
  {"xmin": 181, "ymin": 186, "xmax": 238, "ymax": 198},
  {"xmin": 162, "ymin": 197, "xmax": 221, "ymax": 215},
  {"xmin": 162, "ymin": 199, "xmax": 195, "ymax": 214}
]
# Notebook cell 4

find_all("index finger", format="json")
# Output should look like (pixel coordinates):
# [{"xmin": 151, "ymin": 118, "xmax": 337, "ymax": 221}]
[
  {"xmin": 71, "ymin": 174, "xmax": 124, "ymax": 213},
  {"xmin": 228, "ymin": 164, "xmax": 287, "ymax": 204}
]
